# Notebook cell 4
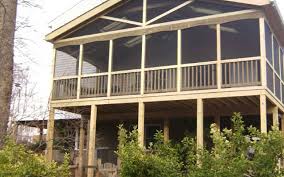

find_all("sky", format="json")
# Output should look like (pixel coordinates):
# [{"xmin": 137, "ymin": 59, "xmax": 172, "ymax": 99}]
[{"xmin": 15, "ymin": 0, "xmax": 284, "ymax": 108}]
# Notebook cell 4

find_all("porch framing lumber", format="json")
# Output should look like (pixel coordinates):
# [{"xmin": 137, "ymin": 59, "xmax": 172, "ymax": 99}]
[
  {"xmin": 138, "ymin": 102, "xmax": 145, "ymax": 147},
  {"xmin": 87, "ymin": 105, "xmax": 97, "ymax": 177},
  {"xmin": 54, "ymin": 9, "xmax": 263, "ymax": 48},
  {"xmin": 46, "ymin": 107, "xmax": 55, "ymax": 162},
  {"xmin": 100, "ymin": 16, "xmax": 143, "ymax": 26},
  {"xmin": 197, "ymin": 98, "xmax": 204, "ymax": 149},
  {"xmin": 260, "ymin": 94, "xmax": 267, "ymax": 133}
]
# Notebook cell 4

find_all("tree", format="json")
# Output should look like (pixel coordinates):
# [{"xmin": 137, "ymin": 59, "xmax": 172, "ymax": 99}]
[{"xmin": 0, "ymin": 0, "xmax": 18, "ymax": 147}]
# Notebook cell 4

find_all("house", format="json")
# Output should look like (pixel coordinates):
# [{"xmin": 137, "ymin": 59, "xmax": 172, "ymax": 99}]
[{"xmin": 45, "ymin": 0, "xmax": 284, "ymax": 176}]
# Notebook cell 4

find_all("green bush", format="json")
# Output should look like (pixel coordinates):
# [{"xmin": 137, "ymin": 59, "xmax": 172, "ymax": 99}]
[
  {"xmin": 0, "ymin": 139, "xmax": 70, "ymax": 177},
  {"xmin": 117, "ymin": 113, "xmax": 284, "ymax": 177}
]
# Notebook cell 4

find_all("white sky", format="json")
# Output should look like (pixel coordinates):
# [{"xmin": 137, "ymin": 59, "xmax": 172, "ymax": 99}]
[{"xmin": 15, "ymin": 0, "xmax": 284, "ymax": 108}]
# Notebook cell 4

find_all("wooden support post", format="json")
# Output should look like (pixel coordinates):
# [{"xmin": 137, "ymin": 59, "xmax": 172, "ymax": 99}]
[
  {"xmin": 87, "ymin": 105, "xmax": 97, "ymax": 177},
  {"xmin": 260, "ymin": 94, "xmax": 267, "ymax": 133},
  {"xmin": 197, "ymin": 99, "xmax": 204, "ymax": 149},
  {"xmin": 141, "ymin": 35, "xmax": 146, "ymax": 95},
  {"xmin": 78, "ymin": 117, "xmax": 85, "ymax": 177},
  {"xmin": 77, "ymin": 44, "xmax": 83, "ymax": 99},
  {"xmin": 164, "ymin": 119, "xmax": 170, "ymax": 142},
  {"xmin": 214, "ymin": 115, "xmax": 221, "ymax": 131},
  {"xmin": 177, "ymin": 30, "xmax": 182, "ymax": 92},
  {"xmin": 272, "ymin": 106, "xmax": 279, "ymax": 130},
  {"xmin": 259, "ymin": 18, "xmax": 267, "ymax": 87},
  {"xmin": 217, "ymin": 24, "xmax": 222, "ymax": 90},
  {"xmin": 281, "ymin": 114, "xmax": 284, "ymax": 135},
  {"xmin": 46, "ymin": 107, "xmax": 55, "ymax": 162},
  {"xmin": 138, "ymin": 102, "xmax": 145, "ymax": 147},
  {"xmin": 107, "ymin": 40, "xmax": 113, "ymax": 97}
]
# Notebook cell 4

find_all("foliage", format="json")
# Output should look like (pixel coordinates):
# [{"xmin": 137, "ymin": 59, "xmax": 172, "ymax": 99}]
[
  {"xmin": 117, "ymin": 113, "xmax": 284, "ymax": 177},
  {"xmin": 0, "ymin": 139, "xmax": 71, "ymax": 177}
]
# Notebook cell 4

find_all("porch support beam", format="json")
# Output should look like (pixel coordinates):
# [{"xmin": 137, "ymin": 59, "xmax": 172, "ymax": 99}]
[
  {"xmin": 78, "ymin": 117, "xmax": 85, "ymax": 177},
  {"xmin": 138, "ymin": 102, "xmax": 145, "ymax": 147},
  {"xmin": 197, "ymin": 98, "xmax": 204, "ymax": 149},
  {"xmin": 46, "ymin": 107, "xmax": 55, "ymax": 162},
  {"xmin": 260, "ymin": 94, "xmax": 267, "ymax": 133},
  {"xmin": 87, "ymin": 105, "xmax": 97, "ymax": 177},
  {"xmin": 55, "ymin": 10, "xmax": 263, "ymax": 48},
  {"xmin": 272, "ymin": 106, "xmax": 279, "ymax": 129},
  {"xmin": 164, "ymin": 119, "xmax": 170, "ymax": 142},
  {"xmin": 281, "ymin": 114, "xmax": 284, "ymax": 135}
]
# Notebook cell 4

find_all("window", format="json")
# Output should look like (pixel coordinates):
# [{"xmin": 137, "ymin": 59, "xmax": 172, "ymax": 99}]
[
  {"xmin": 265, "ymin": 23, "xmax": 273, "ymax": 64},
  {"xmin": 54, "ymin": 46, "xmax": 80, "ymax": 77},
  {"xmin": 221, "ymin": 19, "xmax": 260, "ymax": 59},
  {"xmin": 82, "ymin": 41, "xmax": 109, "ymax": 75},
  {"xmin": 145, "ymin": 31, "xmax": 177, "ymax": 68},
  {"xmin": 182, "ymin": 25, "xmax": 217, "ymax": 64},
  {"xmin": 112, "ymin": 36, "xmax": 142, "ymax": 71}
]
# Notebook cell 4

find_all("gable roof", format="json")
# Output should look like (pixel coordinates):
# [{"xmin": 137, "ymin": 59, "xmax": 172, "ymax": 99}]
[{"xmin": 46, "ymin": 0, "xmax": 284, "ymax": 47}]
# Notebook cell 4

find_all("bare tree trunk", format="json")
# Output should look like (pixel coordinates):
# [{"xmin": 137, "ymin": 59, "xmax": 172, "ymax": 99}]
[{"xmin": 0, "ymin": 0, "xmax": 18, "ymax": 147}]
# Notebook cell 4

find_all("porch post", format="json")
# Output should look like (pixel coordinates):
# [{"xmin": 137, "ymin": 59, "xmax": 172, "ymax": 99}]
[
  {"xmin": 46, "ymin": 107, "xmax": 55, "ymax": 162},
  {"xmin": 260, "ymin": 94, "xmax": 267, "ymax": 133},
  {"xmin": 163, "ymin": 119, "xmax": 170, "ymax": 142},
  {"xmin": 87, "ymin": 105, "xmax": 97, "ymax": 177},
  {"xmin": 197, "ymin": 98, "xmax": 204, "ymax": 149},
  {"xmin": 138, "ymin": 102, "xmax": 145, "ymax": 147},
  {"xmin": 214, "ymin": 115, "xmax": 221, "ymax": 131},
  {"xmin": 281, "ymin": 114, "xmax": 284, "ymax": 135},
  {"xmin": 272, "ymin": 106, "xmax": 279, "ymax": 130},
  {"xmin": 78, "ymin": 117, "xmax": 85, "ymax": 177}
]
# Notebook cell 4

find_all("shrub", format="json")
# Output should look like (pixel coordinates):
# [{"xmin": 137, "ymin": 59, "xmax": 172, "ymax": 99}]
[
  {"xmin": 0, "ymin": 139, "xmax": 70, "ymax": 177},
  {"xmin": 117, "ymin": 113, "xmax": 284, "ymax": 177}
]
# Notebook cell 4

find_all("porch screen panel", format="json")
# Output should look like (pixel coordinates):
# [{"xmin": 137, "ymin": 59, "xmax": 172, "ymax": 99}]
[
  {"xmin": 275, "ymin": 75, "xmax": 281, "ymax": 100},
  {"xmin": 106, "ymin": 0, "xmax": 143, "ymax": 22},
  {"xmin": 145, "ymin": 31, "xmax": 177, "ymax": 67},
  {"xmin": 54, "ymin": 46, "xmax": 80, "ymax": 77},
  {"xmin": 147, "ymin": 0, "xmax": 184, "ymax": 21},
  {"xmin": 82, "ymin": 41, "xmax": 109, "ymax": 75},
  {"xmin": 273, "ymin": 37, "xmax": 280, "ymax": 75},
  {"xmin": 154, "ymin": 1, "xmax": 247, "ymax": 24},
  {"xmin": 112, "ymin": 36, "xmax": 142, "ymax": 71},
  {"xmin": 281, "ymin": 49, "xmax": 284, "ymax": 80},
  {"xmin": 221, "ymin": 19, "xmax": 260, "ymax": 60},
  {"xmin": 265, "ymin": 23, "xmax": 273, "ymax": 64},
  {"xmin": 266, "ymin": 63, "xmax": 274, "ymax": 92},
  {"xmin": 66, "ymin": 19, "xmax": 135, "ymax": 38},
  {"xmin": 182, "ymin": 25, "xmax": 217, "ymax": 64}
]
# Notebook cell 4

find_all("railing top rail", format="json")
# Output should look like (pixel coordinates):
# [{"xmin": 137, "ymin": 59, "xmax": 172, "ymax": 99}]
[
  {"xmin": 111, "ymin": 69, "xmax": 141, "ymax": 75},
  {"xmin": 53, "ymin": 76, "xmax": 78, "ymax": 80},
  {"xmin": 221, "ymin": 56, "xmax": 261, "ymax": 64},
  {"xmin": 181, "ymin": 61, "xmax": 217, "ymax": 68},
  {"xmin": 81, "ymin": 72, "xmax": 108, "ymax": 78},
  {"xmin": 144, "ymin": 65, "xmax": 177, "ymax": 71}
]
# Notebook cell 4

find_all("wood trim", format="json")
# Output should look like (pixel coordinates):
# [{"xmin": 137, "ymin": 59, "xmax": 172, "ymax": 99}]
[
  {"xmin": 146, "ymin": 1, "xmax": 193, "ymax": 25},
  {"xmin": 163, "ymin": 119, "xmax": 170, "ymax": 142},
  {"xmin": 50, "ymin": 86, "xmax": 265, "ymax": 107},
  {"xmin": 50, "ymin": 48, "xmax": 57, "ymax": 101},
  {"xmin": 100, "ymin": 16, "xmax": 143, "ymax": 26},
  {"xmin": 141, "ymin": 35, "xmax": 146, "ymax": 95},
  {"xmin": 54, "ymin": 9, "xmax": 263, "ymax": 48},
  {"xmin": 221, "ymin": 57, "xmax": 260, "ymax": 63},
  {"xmin": 221, "ymin": 0, "xmax": 270, "ymax": 6},
  {"xmin": 259, "ymin": 18, "xmax": 267, "ymax": 88},
  {"xmin": 78, "ymin": 117, "xmax": 85, "ymax": 177},
  {"xmin": 142, "ymin": 0, "xmax": 147, "ymax": 25}
]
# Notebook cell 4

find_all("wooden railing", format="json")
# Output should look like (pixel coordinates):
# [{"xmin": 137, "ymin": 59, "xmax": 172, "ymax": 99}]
[
  {"xmin": 222, "ymin": 58, "xmax": 261, "ymax": 88},
  {"xmin": 52, "ymin": 78, "xmax": 77, "ymax": 100},
  {"xmin": 52, "ymin": 57, "xmax": 262, "ymax": 100},
  {"xmin": 80, "ymin": 74, "xmax": 108, "ymax": 98},
  {"xmin": 182, "ymin": 62, "xmax": 217, "ymax": 90},
  {"xmin": 111, "ymin": 70, "xmax": 141, "ymax": 96},
  {"xmin": 145, "ymin": 66, "xmax": 177, "ymax": 93}
]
